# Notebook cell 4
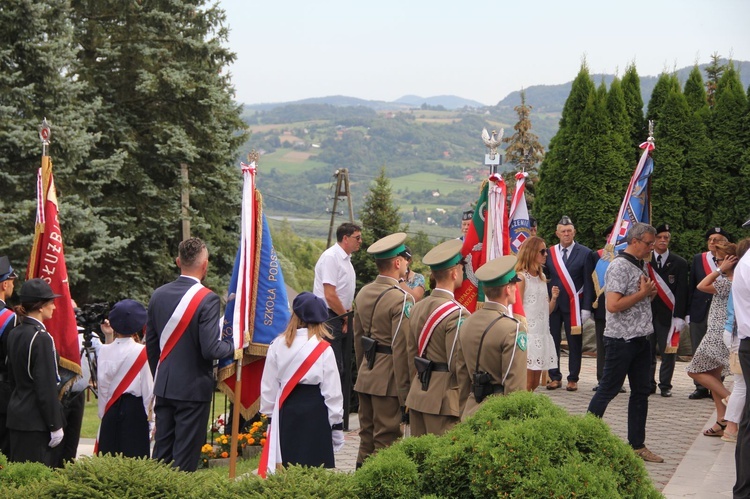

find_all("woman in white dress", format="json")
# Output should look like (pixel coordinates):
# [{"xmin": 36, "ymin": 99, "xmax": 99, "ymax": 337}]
[{"xmin": 516, "ymin": 236, "xmax": 560, "ymax": 391}]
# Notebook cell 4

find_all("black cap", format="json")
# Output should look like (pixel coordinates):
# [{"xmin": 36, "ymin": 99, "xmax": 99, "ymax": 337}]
[
  {"xmin": 0, "ymin": 256, "xmax": 18, "ymax": 282},
  {"xmin": 109, "ymin": 299, "xmax": 147, "ymax": 336},
  {"xmin": 462, "ymin": 210, "xmax": 473, "ymax": 221},
  {"xmin": 705, "ymin": 227, "xmax": 733, "ymax": 242},
  {"xmin": 292, "ymin": 292, "xmax": 329, "ymax": 324},
  {"xmin": 655, "ymin": 224, "xmax": 671, "ymax": 235},
  {"xmin": 602, "ymin": 224, "xmax": 614, "ymax": 238},
  {"xmin": 558, "ymin": 215, "xmax": 573, "ymax": 226},
  {"xmin": 529, "ymin": 216, "xmax": 537, "ymax": 228},
  {"xmin": 18, "ymin": 278, "xmax": 61, "ymax": 302}
]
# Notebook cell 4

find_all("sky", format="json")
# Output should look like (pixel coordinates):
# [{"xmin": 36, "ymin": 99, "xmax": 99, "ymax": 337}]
[{"xmin": 219, "ymin": 0, "xmax": 750, "ymax": 106}]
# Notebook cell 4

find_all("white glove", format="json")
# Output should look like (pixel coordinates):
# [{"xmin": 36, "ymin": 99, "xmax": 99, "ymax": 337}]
[
  {"xmin": 149, "ymin": 421, "xmax": 156, "ymax": 441},
  {"xmin": 723, "ymin": 330, "xmax": 733, "ymax": 350},
  {"xmin": 332, "ymin": 430, "xmax": 345, "ymax": 453},
  {"xmin": 673, "ymin": 318, "xmax": 686, "ymax": 332},
  {"xmin": 49, "ymin": 428, "xmax": 64, "ymax": 448},
  {"xmin": 684, "ymin": 315, "xmax": 690, "ymax": 326},
  {"xmin": 580, "ymin": 310, "xmax": 592, "ymax": 324}
]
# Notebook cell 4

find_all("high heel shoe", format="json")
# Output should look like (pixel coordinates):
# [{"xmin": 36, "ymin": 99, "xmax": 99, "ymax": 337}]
[{"xmin": 703, "ymin": 420, "xmax": 727, "ymax": 437}]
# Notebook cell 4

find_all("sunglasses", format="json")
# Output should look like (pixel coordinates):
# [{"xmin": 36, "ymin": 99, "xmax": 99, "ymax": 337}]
[{"xmin": 539, "ymin": 248, "xmax": 547, "ymax": 255}]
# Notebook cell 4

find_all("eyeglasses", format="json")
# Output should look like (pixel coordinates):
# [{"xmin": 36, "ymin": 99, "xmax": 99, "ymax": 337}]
[
  {"xmin": 539, "ymin": 248, "xmax": 547, "ymax": 255},
  {"xmin": 636, "ymin": 238, "xmax": 656, "ymax": 248},
  {"xmin": 708, "ymin": 237, "xmax": 726, "ymax": 243},
  {"xmin": 349, "ymin": 235, "xmax": 362, "ymax": 241}
]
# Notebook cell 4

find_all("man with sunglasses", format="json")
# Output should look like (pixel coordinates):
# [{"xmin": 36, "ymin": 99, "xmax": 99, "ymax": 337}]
[
  {"xmin": 0, "ymin": 256, "xmax": 19, "ymax": 457},
  {"xmin": 314, "ymin": 222, "xmax": 362, "ymax": 377},
  {"xmin": 687, "ymin": 227, "xmax": 733, "ymax": 400},
  {"xmin": 588, "ymin": 223, "xmax": 662, "ymax": 463}
]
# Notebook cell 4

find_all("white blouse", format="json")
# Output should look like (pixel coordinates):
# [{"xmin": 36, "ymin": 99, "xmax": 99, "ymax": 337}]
[
  {"xmin": 97, "ymin": 338, "xmax": 154, "ymax": 420},
  {"xmin": 260, "ymin": 329, "xmax": 343, "ymax": 426}
]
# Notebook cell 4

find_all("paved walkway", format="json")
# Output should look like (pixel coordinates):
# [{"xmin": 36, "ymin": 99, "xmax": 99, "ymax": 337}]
[{"xmin": 76, "ymin": 356, "xmax": 738, "ymax": 496}]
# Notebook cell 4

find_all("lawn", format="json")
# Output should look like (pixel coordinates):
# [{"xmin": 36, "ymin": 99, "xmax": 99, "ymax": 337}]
[
  {"xmin": 260, "ymin": 148, "xmax": 328, "ymax": 175},
  {"xmin": 391, "ymin": 172, "xmax": 478, "ymax": 195}
]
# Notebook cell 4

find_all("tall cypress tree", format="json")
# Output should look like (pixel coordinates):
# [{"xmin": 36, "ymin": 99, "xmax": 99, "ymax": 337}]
[
  {"xmin": 684, "ymin": 65, "xmax": 708, "ymax": 114},
  {"xmin": 621, "ymin": 64, "xmax": 647, "ymax": 161},
  {"xmin": 535, "ymin": 63, "xmax": 595, "ymax": 241},
  {"xmin": 69, "ymin": 0, "xmax": 247, "ymax": 301},
  {"xmin": 564, "ymin": 83, "xmax": 630, "ymax": 248},
  {"xmin": 0, "ymin": 0, "xmax": 106, "ymax": 291},
  {"xmin": 709, "ymin": 63, "xmax": 749, "ymax": 233}
]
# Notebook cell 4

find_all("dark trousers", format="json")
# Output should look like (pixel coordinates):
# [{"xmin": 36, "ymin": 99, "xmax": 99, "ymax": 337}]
[
  {"xmin": 54, "ymin": 390, "xmax": 85, "ymax": 467},
  {"xmin": 549, "ymin": 309, "xmax": 583, "ymax": 382},
  {"xmin": 10, "ymin": 429, "xmax": 56, "ymax": 466},
  {"xmin": 734, "ymin": 338, "xmax": 750, "ymax": 498},
  {"xmin": 0, "ymin": 380, "xmax": 11, "ymax": 458},
  {"xmin": 650, "ymin": 320, "xmax": 676, "ymax": 391},
  {"xmin": 588, "ymin": 335, "xmax": 651, "ymax": 449},
  {"xmin": 690, "ymin": 317, "xmax": 709, "ymax": 389},
  {"xmin": 326, "ymin": 309, "xmax": 346, "ymax": 376},
  {"xmin": 595, "ymin": 318, "xmax": 606, "ymax": 382},
  {"xmin": 99, "ymin": 394, "xmax": 150, "ymax": 459},
  {"xmin": 153, "ymin": 396, "xmax": 210, "ymax": 472}
]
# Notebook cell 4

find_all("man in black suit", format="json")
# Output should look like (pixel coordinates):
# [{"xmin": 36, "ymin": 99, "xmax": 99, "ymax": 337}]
[
  {"xmin": 146, "ymin": 237, "xmax": 234, "ymax": 472},
  {"xmin": 648, "ymin": 224, "xmax": 688, "ymax": 397},
  {"xmin": 687, "ymin": 227, "xmax": 732, "ymax": 399},
  {"xmin": 545, "ymin": 216, "xmax": 596, "ymax": 392}
]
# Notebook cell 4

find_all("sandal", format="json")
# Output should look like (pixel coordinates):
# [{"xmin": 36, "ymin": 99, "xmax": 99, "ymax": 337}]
[{"xmin": 703, "ymin": 420, "xmax": 727, "ymax": 437}]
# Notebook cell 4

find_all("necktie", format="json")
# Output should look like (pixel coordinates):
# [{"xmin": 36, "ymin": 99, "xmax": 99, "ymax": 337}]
[
  {"xmin": 562, "ymin": 247, "xmax": 569, "ymax": 264},
  {"xmin": 656, "ymin": 254, "xmax": 662, "ymax": 270}
]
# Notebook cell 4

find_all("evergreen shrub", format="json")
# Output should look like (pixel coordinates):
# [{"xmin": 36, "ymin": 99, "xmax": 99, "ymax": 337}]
[
  {"xmin": 232, "ymin": 465, "xmax": 357, "ymax": 498},
  {"xmin": 0, "ymin": 452, "xmax": 53, "ymax": 492}
]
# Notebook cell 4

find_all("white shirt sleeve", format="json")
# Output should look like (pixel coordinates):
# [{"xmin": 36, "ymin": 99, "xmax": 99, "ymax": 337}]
[
  {"xmin": 260, "ymin": 340, "xmax": 281, "ymax": 416},
  {"xmin": 317, "ymin": 252, "xmax": 339, "ymax": 286},
  {"xmin": 319, "ymin": 348, "xmax": 344, "ymax": 426},
  {"xmin": 139, "ymin": 356, "xmax": 155, "ymax": 421}
]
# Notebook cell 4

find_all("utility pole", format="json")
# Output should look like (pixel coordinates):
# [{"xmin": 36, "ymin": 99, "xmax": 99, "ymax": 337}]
[{"xmin": 326, "ymin": 168, "xmax": 354, "ymax": 247}]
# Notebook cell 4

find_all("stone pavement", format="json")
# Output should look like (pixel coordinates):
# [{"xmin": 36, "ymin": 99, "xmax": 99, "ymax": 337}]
[{"xmin": 76, "ymin": 355, "xmax": 738, "ymax": 496}]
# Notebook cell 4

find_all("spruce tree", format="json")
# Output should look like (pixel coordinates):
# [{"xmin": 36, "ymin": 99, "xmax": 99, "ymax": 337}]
[
  {"xmin": 0, "ymin": 0, "xmax": 107, "ymax": 293},
  {"xmin": 69, "ymin": 0, "xmax": 247, "ymax": 301},
  {"xmin": 502, "ymin": 90, "xmax": 545, "ymax": 208},
  {"xmin": 704, "ymin": 53, "xmax": 727, "ymax": 109},
  {"xmin": 621, "ymin": 64, "xmax": 647, "ymax": 162},
  {"xmin": 351, "ymin": 167, "xmax": 404, "ymax": 289},
  {"xmin": 535, "ymin": 63, "xmax": 595, "ymax": 241}
]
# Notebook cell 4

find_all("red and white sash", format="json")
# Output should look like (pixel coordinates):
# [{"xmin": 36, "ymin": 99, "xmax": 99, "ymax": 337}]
[
  {"xmin": 258, "ymin": 337, "xmax": 331, "ymax": 478},
  {"xmin": 94, "ymin": 347, "xmax": 148, "ymax": 453},
  {"xmin": 0, "ymin": 308, "xmax": 15, "ymax": 337},
  {"xmin": 153, "ymin": 282, "xmax": 211, "ymax": 383},
  {"xmin": 549, "ymin": 245, "xmax": 583, "ymax": 334},
  {"xmin": 701, "ymin": 252, "xmax": 718, "ymax": 277},
  {"xmin": 418, "ymin": 301, "xmax": 461, "ymax": 357},
  {"xmin": 647, "ymin": 264, "xmax": 682, "ymax": 353}
]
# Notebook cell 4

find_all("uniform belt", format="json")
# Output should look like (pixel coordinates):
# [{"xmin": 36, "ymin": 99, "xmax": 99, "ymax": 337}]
[
  {"xmin": 490, "ymin": 384, "xmax": 505, "ymax": 395},
  {"xmin": 431, "ymin": 362, "xmax": 449, "ymax": 372},
  {"xmin": 375, "ymin": 345, "xmax": 392, "ymax": 354}
]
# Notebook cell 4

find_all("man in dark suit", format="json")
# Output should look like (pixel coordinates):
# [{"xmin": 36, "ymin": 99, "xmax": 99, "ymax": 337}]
[
  {"xmin": 545, "ymin": 216, "xmax": 595, "ymax": 392},
  {"xmin": 687, "ymin": 227, "xmax": 732, "ymax": 399},
  {"xmin": 146, "ymin": 237, "xmax": 234, "ymax": 472},
  {"xmin": 648, "ymin": 224, "xmax": 689, "ymax": 397}
]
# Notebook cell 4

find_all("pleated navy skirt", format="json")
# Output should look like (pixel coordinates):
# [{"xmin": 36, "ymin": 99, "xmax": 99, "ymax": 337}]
[{"xmin": 279, "ymin": 383, "xmax": 334, "ymax": 468}]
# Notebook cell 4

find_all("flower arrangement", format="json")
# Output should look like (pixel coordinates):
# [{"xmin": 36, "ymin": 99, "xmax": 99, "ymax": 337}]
[
  {"xmin": 200, "ymin": 415, "xmax": 269, "ymax": 467},
  {"xmin": 210, "ymin": 413, "xmax": 228, "ymax": 435}
]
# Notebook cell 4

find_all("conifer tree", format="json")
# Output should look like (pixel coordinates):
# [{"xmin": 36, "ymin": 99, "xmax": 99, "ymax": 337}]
[
  {"xmin": 0, "ymin": 0, "xmax": 109, "ymax": 293},
  {"xmin": 684, "ymin": 65, "xmax": 708, "ymax": 114},
  {"xmin": 535, "ymin": 63, "xmax": 595, "ymax": 241},
  {"xmin": 502, "ymin": 90, "xmax": 545, "ymax": 207},
  {"xmin": 621, "ymin": 64, "xmax": 647, "ymax": 162},
  {"xmin": 351, "ymin": 167, "xmax": 404, "ymax": 289},
  {"xmin": 704, "ymin": 53, "xmax": 727, "ymax": 109},
  {"xmin": 69, "ymin": 0, "xmax": 247, "ymax": 301},
  {"xmin": 709, "ymin": 63, "xmax": 749, "ymax": 233},
  {"xmin": 646, "ymin": 73, "xmax": 680, "ymax": 125}
]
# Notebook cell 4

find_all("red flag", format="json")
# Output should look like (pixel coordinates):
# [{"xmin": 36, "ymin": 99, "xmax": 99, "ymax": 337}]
[{"xmin": 27, "ymin": 155, "xmax": 81, "ymax": 380}]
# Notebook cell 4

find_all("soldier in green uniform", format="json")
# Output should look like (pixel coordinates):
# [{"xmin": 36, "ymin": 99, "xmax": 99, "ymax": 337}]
[
  {"xmin": 405, "ymin": 239, "xmax": 470, "ymax": 436},
  {"xmin": 458, "ymin": 255, "xmax": 528, "ymax": 420},
  {"xmin": 353, "ymin": 232, "xmax": 414, "ymax": 467}
]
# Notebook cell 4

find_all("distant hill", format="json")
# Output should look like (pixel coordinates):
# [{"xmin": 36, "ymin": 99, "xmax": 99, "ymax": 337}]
[
  {"xmin": 497, "ymin": 59, "xmax": 750, "ymax": 113},
  {"xmin": 394, "ymin": 94, "xmax": 487, "ymax": 109}
]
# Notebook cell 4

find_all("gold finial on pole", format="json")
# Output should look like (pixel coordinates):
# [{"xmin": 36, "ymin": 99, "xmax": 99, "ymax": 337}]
[
  {"xmin": 39, "ymin": 118, "xmax": 51, "ymax": 157},
  {"xmin": 247, "ymin": 149, "xmax": 260, "ymax": 165}
]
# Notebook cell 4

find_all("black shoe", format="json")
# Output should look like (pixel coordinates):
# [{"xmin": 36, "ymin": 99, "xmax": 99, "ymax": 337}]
[
  {"xmin": 592, "ymin": 384, "xmax": 599, "ymax": 392},
  {"xmin": 619, "ymin": 387, "xmax": 626, "ymax": 393},
  {"xmin": 661, "ymin": 389, "xmax": 672, "ymax": 397},
  {"xmin": 688, "ymin": 388, "xmax": 710, "ymax": 400}
]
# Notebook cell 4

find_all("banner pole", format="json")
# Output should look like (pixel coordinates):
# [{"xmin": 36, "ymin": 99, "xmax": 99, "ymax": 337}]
[{"xmin": 228, "ymin": 359, "xmax": 242, "ymax": 479}]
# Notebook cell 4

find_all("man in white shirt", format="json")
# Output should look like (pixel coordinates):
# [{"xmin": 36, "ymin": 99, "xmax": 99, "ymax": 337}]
[
  {"xmin": 313, "ymin": 222, "xmax": 362, "ymax": 375},
  {"xmin": 733, "ymin": 219, "xmax": 750, "ymax": 498}
]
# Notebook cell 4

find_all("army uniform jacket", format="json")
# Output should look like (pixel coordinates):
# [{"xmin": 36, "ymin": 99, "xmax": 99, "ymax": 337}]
[
  {"xmin": 405, "ymin": 289, "xmax": 470, "ymax": 417},
  {"xmin": 458, "ymin": 301, "xmax": 527, "ymax": 419},
  {"xmin": 353, "ymin": 275, "xmax": 414, "ymax": 404}
]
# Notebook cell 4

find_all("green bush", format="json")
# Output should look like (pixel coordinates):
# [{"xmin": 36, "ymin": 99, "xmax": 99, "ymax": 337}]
[
  {"xmin": 353, "ymin": 448, "xmax": 420, "ymax": 499},
  {"xmin": 231, "ymin": 465, "xmax": 356, "ymax": 498},
  {"xmin": 0, "ymin": 452, "xmax": 54, "ymax": 494}
]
